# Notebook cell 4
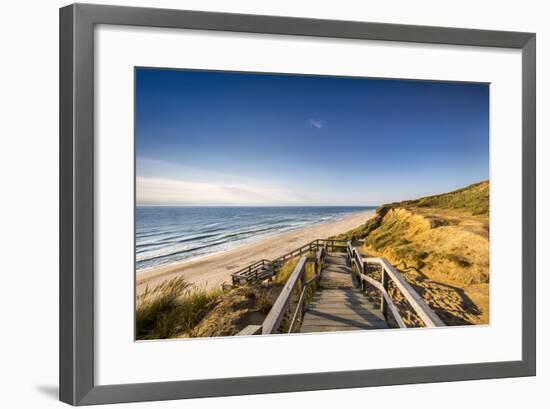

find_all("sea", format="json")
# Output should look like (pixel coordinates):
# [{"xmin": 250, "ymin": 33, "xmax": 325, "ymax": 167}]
[{"xmin": 136, "ymin": 206, "xmax": 376, "ymax": 272}]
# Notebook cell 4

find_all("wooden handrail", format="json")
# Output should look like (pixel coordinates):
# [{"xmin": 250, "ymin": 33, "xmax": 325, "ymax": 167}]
[
  {"xmin": 231, "ymin": 239, "xmax": 348, "ymax": 285},
  {"xmin": 262, "ymin": 257, "xmax": 308, "ymax": 334},
  {"xmin": 287, "ymin": 247, "xmax": 326, "ymax": 332},
  {"xmin": 254, "ymin": 245, "xmax": 327, "ymax": 335},
  {"xmin": 347, "ymin": 244, "xmax": 445, "ymax": 328},
  {"xmin": 353, "ymin": 266, "xmax": 406, "ymax": 328},
  {"xmin": 365, "ymin": 257, "xmax": 445, "ymax": 327},
  {"xmin": 288, "ymin": 274, "xmax": 320, "ymax": 333},
  {"xmin": 316, "ymin": 245, "xmax": 327, "ymax": 273},
  {"xmin": 238, "ymin": 240, "xmax": 444, "ymax": 334},
  {"xmin": 236, "ymin": 324, "xmax": 262, "ymax": 336}
]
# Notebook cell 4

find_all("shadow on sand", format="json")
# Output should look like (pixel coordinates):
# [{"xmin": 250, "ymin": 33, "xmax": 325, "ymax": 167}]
[{"xmin": 396, "ymin": 261, "xmax": 482, "ymax": 326}]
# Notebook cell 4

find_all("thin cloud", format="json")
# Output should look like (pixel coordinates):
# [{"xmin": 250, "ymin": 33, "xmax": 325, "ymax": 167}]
[
  {"xmin": 136, "ymin": 176, "xmax": 308, "ymax": 206},
  {"xmin": 309, "ymin": 119, "xmax": 324, "ymax": 129}
]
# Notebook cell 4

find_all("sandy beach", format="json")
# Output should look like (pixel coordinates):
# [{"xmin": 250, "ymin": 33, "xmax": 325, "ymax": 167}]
[{"xmin": 136, "ymin": 211, "xmax": 374, "ymax": 293}]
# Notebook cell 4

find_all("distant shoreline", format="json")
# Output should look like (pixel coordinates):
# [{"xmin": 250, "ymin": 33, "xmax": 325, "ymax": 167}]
[
  {"xmin": 136, "ymin": 207, "xmax": 374, "ymax": 274},
  {"xmin": 136, "ymin": 210, "xmax": 375, "ymax": 293},
  {"xmin": 137, "ymin": 204, "xmax": 380, "ymax": 207},
  {"xmin": 136, "ymin": 206, "xmax": 376, "ymax": 272}
]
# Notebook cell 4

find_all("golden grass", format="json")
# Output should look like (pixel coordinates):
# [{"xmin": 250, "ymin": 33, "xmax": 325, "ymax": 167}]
[
  {"xmin": 335, "ymin": 181, "xmax": 490, "ymax": 326},
  {"xmin": 189, "ymin": 285, "xmax": 279, "ymax": 338},
  {"xmin": 399, "ymin": 180, "xmax": 489, "ymax": 215},
  {"xmin": 361, "ymin": 207, "xmax": 489, "ymax": 325},
  {"xmin": 136, "ymin": 277, "xmax": 223, "ymax": 340},
  {"xmin": 272, "ymin": 255, "xmax": 316, "ymax": 285},
  {"xmin": 135, "ymin": 255, "xmax": 320, "ymax": 339}
]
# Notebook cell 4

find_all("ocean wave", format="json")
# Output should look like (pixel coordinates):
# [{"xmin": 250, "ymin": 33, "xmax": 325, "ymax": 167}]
[
  {"xmin": 135, "ymin": 206, "xmax": 375, "ymax": 271},
  {"xmin": 137, "ymin": 238, "xmax": 231, "ymax": 263}
]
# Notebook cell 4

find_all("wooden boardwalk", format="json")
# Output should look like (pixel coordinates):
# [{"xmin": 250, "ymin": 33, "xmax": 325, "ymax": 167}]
[
  {"xmin": 235, "ymin": 239, "xmax": 445, "ymax": 336},
  {"xmin": 301, "ymin": 253, "xmax": 388, "ymax": 333}
]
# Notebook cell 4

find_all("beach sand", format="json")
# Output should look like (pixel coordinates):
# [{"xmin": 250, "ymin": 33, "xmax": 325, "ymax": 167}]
[{"xmin": 136, "ymin": 211, "xmax": 374, "ymax": 293}]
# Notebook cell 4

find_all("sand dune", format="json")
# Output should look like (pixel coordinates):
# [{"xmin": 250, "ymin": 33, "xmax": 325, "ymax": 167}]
[{"xmin": 136, "ymin": 211, "xmax": 374, "ymax": 293}]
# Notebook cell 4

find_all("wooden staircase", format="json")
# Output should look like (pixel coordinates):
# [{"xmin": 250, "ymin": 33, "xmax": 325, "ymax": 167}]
[
  {"xmin": 235, "ymin": 239, "xmax": 445, "ymax": 336},
  {"xmin": 301, "ymin": 252, "xmax": 388, "ymax": 333}
]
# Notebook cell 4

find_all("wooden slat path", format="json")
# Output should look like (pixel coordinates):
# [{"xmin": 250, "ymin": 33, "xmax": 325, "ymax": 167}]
[
  {"xmin": 237, "ymin": 240, "xmax": 445, "ymax": 336},
  {"xmin": 301, "ymin": 253, "xmax": 388, "ymax": 333},
  {"xmin": 319, "ymin": 254, "xmax": 355, "ymax": 289}
]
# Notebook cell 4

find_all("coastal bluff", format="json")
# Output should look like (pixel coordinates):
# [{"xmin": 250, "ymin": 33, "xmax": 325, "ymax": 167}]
[{"xmin": 333, "ymin": 181, "xmax": 490, "ymax": 326}]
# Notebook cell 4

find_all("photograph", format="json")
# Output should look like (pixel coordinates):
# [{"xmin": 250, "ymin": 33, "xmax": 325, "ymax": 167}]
[
  {"xmin": 0, "ymin": 0, "xmax": 541, "ymax": 406},
  {"xmin": 134, "ymin": 68, "xmax": 490, "ymax": 340}
]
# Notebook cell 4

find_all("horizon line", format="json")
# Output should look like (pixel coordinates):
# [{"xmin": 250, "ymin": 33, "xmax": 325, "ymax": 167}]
[{"xmin": 135, "ymin": 204, "xmax": 380, "ymax": 208}]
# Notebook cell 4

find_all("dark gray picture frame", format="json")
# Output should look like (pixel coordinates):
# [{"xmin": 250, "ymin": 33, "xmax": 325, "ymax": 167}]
[{"xmin": 59, "ymin": 3, "xmax": 536, "ymax": 406}]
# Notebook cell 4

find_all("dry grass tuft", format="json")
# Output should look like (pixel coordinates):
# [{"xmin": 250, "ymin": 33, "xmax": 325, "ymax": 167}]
[
  {"xmin": 189, "ymin": 285, "xmax": 279, "ymax": 338},
  {"xmin": 136, "ymin": 277, "xmax": 223, "ymax": 340},
  {"xmin": 273, "ymin": 256, "xmax": 316, "ymax": 285}
]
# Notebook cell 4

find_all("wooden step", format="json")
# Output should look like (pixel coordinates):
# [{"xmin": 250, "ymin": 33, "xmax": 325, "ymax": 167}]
[
  {"xmin": 299, "ymin": 251, "xmax": 388, "ymax": 333},
  {"xmin": 324, "ymin": 255, "xmax": 348, "ymax": 265},
  {"xmin": 300, "ymin": 284, "xmax": 388, "ymax": 333},
  {"xmin": 304, "ymin": 308, "xmax": 386, "ymax": 322},
  {"xmin": 319, "ymin": 252, "xmax": 354, "ymax": 289}
]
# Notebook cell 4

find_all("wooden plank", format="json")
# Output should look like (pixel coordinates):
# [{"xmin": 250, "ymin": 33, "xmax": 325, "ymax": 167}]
[
  {"xmin": 359, "ymin": 273, "xmax": 384, "ymax": 292},
  {"xmin": 288, "ymin": 273, "xmax": 321, "ymax": 333},
  {"xmin": 309, "ymin": 297, "xmax": 377, "ymax": 303},
  {"xmin": 301, "ymin": 321, "xmax": 383, "ymax": 329},
  {"xmin": 303, "ymin": 314, "xmax": 386, "ymax": 326},
  {"xmin": 364, "ymin": 257, "xmax": 445, "ymax": 327},
  {"xmin": 312, "ymin": 288, "xmax": 364, "ymax": 295},
  {"xmin": 304, "ymin": 305, "xmax": 384, "ymax": 314},
  {"xmin": 308, "ymin": 304, "xmax": 378, "ymax": 311},
  {"xmin": 310, "ymin": 295, "xmax": 373, "ymax": 301},
  {"xmin": 312, "ymin": 292, "xmax": 371, "ymax": 299},
  {"xmin": 262, "ymin": 257, "xmax": 307, "ymax": 334},
  {"xmin": 288, "ymin": 294, "xmax": 306, "ymax": 333},
  {"xmin": 300, "ymin": 326, "xmax": 374, "ymax": 333},
  {"xmin": 236, "ymin": 325, "xmax": 262, "ymax": 336},
  {"xmin": 381, "ymin": 268, "xmax": 389, "ymax": 319},
  {"xmin": 307, "ymin": 306, "xmax": 384, "ymax": 315},
  {"xmin": 301, "ymin": 318, "xmax": 387, "ymax": 328},
  {"xmin": 382, "ymin": 292, "xmax": 407, "ymax": 328},
  {"xmin": 309, "ymin": 299, "xmax": 374, "ymax": 305},
  {"xmin": 301, "ymin": 275, "xmax": 389, "ymax": 332},
  {"xmin": 319, "ymin": 255, "xmax": 355, "ymax": 289},
  {"xmin": 301, "ymin": 309, "xmax": 388, "ymax": 331},
  {"xmin": 231, "ymin": 239, "xmax": 349, "ymax": 285},
  {"xmin": 355, "ymin": 272, "xmax": 406, "ymax": 328}
]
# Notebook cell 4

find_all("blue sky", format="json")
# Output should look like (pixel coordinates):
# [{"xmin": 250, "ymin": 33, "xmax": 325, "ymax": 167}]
[{"xmin": 136, "ymin": 68, "xmax": 489, "ymax": 206}]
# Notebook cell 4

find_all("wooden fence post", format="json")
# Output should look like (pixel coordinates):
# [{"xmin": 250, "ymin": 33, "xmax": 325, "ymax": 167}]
[
  {"xmin": 300, "ymin": 271, "xmax": 306, "ymax": 319},
  {"xmin": 380, "ymin": 267, "xmax": 389, "ymax": 320},
  {"xmin": 360, "ymin": 261, "xmax": 365, "ymax": 291}
]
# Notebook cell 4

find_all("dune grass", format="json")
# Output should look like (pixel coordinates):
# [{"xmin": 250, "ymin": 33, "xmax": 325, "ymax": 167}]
[
  {"xmin": 334, "ymin": 181, "xmax": 488, "ymax": 242},
  {"xmin": 272, "ymin": 256, "xmax": 319, "ymax": 332},
  {"xmin": 365, "ymin": 214, "xmax": 413, "ymax": 251},
  {"xmin": 136, "ymin": 257, "xmax": 317, "ymax": 339},
  {"xmin": 136, "ymin": 277, "xmax": 223, "ymax": 340},
  {"xmin": 332, "ymin": 180, "xmax": 490, "ymax": 325},
  {"xmin": 272, "ymin": 255, "xmax": 316, "ymax": 285},
  {"xmin": 399, "ymin": 180, "xmax": 489, "ymax": 215}
]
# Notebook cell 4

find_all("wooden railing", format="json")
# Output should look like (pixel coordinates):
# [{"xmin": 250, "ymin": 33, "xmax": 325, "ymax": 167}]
[
  {"xmin": 230, "ymin": 259, "xmax": 274, "ymax": 285},
  {"xmin": 236, "ymin": 239, "xmax": 444, "ymax": 335},
  {"xmin": 231, "ymin": 239, "xmax": 347, "ymax": 285},
  {"xmin": 347, "ymin": 243, "xmax": 445, "ymax": 328},
  {"xmin": 287, "ymin": 245, "xmax": 327, "ymax": 333},
  {"xmin": 238, "ymin": 245, "xmax": 328, "ymax": 335}
]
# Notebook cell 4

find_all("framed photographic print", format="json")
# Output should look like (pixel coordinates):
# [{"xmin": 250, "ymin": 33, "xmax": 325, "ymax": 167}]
[{"xmin": 59, "ymin": 3, "xmax": 536, "ymax": 406}]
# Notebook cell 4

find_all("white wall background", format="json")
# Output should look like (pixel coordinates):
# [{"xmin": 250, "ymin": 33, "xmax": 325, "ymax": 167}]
[{"xmin": 0, "ymin": 0, "xmax": 546, "ymax": 408}]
